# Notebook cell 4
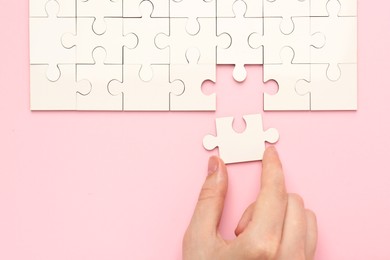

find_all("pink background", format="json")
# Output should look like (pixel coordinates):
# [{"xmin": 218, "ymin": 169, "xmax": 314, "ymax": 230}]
[{"xmin": 1, "ymin": 0, "xmax": 389, "ymax": 259}]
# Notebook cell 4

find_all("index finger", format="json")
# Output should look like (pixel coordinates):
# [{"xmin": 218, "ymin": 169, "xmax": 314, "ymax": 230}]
[{"xmin": 247, "ymin": 146, "xmax": 288, "ymax": 241}]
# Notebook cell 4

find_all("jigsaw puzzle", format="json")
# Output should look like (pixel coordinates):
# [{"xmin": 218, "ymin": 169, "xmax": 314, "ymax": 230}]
[
  {"xmin": 29, "ymin": 0, "xmax": 358, "ymax": 163},
  {"xmin": 203, "ymin": 114, "xmax": 279, "ymax": 164}
]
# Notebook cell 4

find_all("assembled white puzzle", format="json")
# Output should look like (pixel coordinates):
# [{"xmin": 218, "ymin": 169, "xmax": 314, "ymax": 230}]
[
  {"xmin": 29, "ymin": 0, "xmax": 358, "ymax": 163},
  {"xmin": 29, "ymin": 0, "xmax": 357, "ymax": 111}
]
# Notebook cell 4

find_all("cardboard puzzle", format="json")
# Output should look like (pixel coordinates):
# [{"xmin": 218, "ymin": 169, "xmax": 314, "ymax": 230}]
[{"xmin": 29, "ymin": 0, "xmax": 358, "ymax": 163}]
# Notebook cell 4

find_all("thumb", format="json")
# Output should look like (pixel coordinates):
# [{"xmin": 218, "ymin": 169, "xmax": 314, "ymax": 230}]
[{"xmin": 187, "ymin": 156, "xmax": 228, "ymax": 237}]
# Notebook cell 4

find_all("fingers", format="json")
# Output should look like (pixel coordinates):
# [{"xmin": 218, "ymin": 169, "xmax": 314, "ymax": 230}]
[
  {"xmin": 186, "ymin": 156, "xmax": 228, "ymax": 238},
  {"xmin": 235, "ymin": 202, "xmax": 255, "ymax": 236},
  {"xmin": 277, "ymin": 194, "xmax": 307, "ymax": 260},
  {"xmin": 247, "ymin": 146, "xmax": 288, "ymax": 241},
  {"xmin": 305, "ymin": 209, "xmax": 318, "ymax": 260}
]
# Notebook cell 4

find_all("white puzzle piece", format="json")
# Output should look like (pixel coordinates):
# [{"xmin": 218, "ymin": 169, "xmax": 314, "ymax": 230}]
[
  {"xmin": 170, "ymin": 0, "xmax": 216, "ymax": 35},
  {"xmin": 263, "ymin": 47, "xmax": 311, "ymax": 111},
  {"xmin": 30, "ymin": 64, "xmax": 91, "ymax": 110},
  {"xmin": 76, "ymin": 0, "xmax": 122, "ymax": 35},
  {"xmin": 30, "ymin": 0, "xmax": 75, "ymax": 81},
  {"xmin": 310, "ymin": 0, "xmax": 357, "ymax": 80},
  {"xmin": 108, "ymin": 65, "xmax": 184, "ymax": 111},
  {"xmin": 203, "ymin": 114, "xmax": 280, "ymax": 164},
  {"xmin": 170, "ymin": 48, "xmax": 216, "ymax": 111},
  {"xmin": 76, "ymin": 47, "xmax": 122, "ymax": 111},
  {"xmin": 295, "ymin": 63, "xmax": 357, "ymax": 110},
  {"xmin": 123, "ymin": 1, "xmax": 169, "ymax": 82},
  {"xmin": 217, "ymin": 0, "xmax": 263, "ymax": 82}
]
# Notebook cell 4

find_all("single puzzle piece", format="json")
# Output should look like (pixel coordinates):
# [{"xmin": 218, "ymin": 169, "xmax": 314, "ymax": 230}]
[
  {"xmin": 30, "ymin": 64, "xmax": 91, "ymax": 110},
  {"xmin": 217, "ymin": 0, "xmax": 263, "ymax": 18},
  {"xmin": 170, "ymin": 48, "xmax": 216, "ymax": 111},
  {"xmin": 170, "ymin": 0, "xmax": 216, "ymax": 35},
  {"xmin": 108, "ymin": 65, "xmax": 184, "ymax": 111},
  {"xmin": 76, "ymin": 0, "xmax": 122, "ymax": 35},
  {"xmin": 62, "ymin": 17, "xmax": 138, "ymax": 64},
  {"xmin": 295, "ymin": 63, "xmax": 357, "ymax": 110},
  {"xmin": 30, "ymin": 0, "xmax": 75, "ymax": 82},
  {"xmin": 263, "ymin": 47, "xmax": 310, "ymax": 111},
  {"xmin": 203, "ymin": 113, "xmax": 279, "ymax": 164},
  {"xmin": 311, "ymin": 0, "xmax": 357, "ymax": 17},
  {"xmin": 217, "ymin": 0, "xmax": 263, "ymax": 82},
  {"xmin": 123, "ymin": 1, "xmax": 169, "ymax": 82},
  {"xmin": 263, "ymin": 0, "xmax": 310, "ymax": 35},
  {"xmin": 249, "ymin": 17, "xmax": 325, "ymax": 64},
  {"xmin": 76, "ymin": 47, "xmax": 122, "ymax": 111},
  {"xmin": 123, "ymin": 0, "xmax": 169, "ymax": 18},
  {"xmin": 310, "ymin": 0, "xmax": 357, "ymax": 81},
  {"xmin": 156, "ymin": 18, "xmax": 229, "ymax": 65},
  {"xmin": 30, "ymin": 0, "xmax": 76, "ymax": 17}
]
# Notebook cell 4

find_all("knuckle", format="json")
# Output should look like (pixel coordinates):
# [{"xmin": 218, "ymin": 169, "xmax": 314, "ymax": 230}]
[
  {"xmin": 245, "ymin": 237, "xmax": 280, "ymax": 259},
  {"xmin": 289, "ymin": 193, "xmax": 305, "ymax": 207}
]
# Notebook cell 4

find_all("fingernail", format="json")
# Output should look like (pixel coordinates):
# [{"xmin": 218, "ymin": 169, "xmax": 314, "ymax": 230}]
[{"xmin": 208, "ymin": 156, "xmax": 219, "ymax": 175}]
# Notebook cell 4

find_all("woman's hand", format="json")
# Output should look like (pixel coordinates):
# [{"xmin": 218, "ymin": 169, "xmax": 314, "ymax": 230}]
[{"xmin": 183, "ymin": 147, "xmax": 317, "ymax": 260}]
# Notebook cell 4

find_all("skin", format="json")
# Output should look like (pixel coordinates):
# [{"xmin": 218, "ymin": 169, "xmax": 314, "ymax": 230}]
[{"xmin": 183, "ymin": 146, "xmax": 318, "ymax": 260}]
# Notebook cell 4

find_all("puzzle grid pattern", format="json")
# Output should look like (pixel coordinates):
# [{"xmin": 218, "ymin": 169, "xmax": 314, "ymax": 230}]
[
  {"xmin": 29, "ymin": 0, "xmax": 357, "ymax": 163},
  {"xmin": 29, "ymin": 0, "xmax": 357, "ymax": 112}
]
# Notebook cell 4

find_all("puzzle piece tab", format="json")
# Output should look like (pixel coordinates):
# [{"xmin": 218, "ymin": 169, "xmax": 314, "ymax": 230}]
[
  {"xmin": 203, "ymin": 114, "xmax": 279, "ymax": 164},
  {"xmin": 170, "ymin": 0, "xmax": 216, "ymax": 35},
  {"xmin": 170, "ymin": 48, "xmax": 216, "ymax": 111},
  {"xmin": 76, "ymin": 0, "xmax": 122, "ymax": 35},
  {"xmin": 217, "ymin": 0, "xmax": 263, "ymax": 82},
  {"xmin": 76, "ymin": 47, "xmax": 122, "ymax": 111},
  {"xmin": 123, "ymin": 1, "xmax": 169, "ymax": 82}
]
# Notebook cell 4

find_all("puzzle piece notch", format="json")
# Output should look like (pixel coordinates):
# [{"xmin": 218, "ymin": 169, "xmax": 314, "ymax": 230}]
[
  {"xmin": 203, "ymin": 114, "xmax": 279, "ymax": 164},
  {"xmin": 263, "ymin": 0, "xmax": 310, "ymax": 35},
  {"xmin": 30, "ymin": 0, "xmax": 76, "ymax": 17},
  {"xmin": 76, "ymin": 47, "xmax": 123, "ymax": 111},
  {"xmin": 310, "ymin": 0, "xmax": 357, "ymax": 80},
  {"xmin": 123, "ymin": 0, "xmax": 169, "ymax": 82},
  {"xmin": 217, "ymin": 0, "xmax": 263, "ymax": 82},
  {"xmin": 62, "ymin": 17, "xmax": 138, "ymax": 64},
  {"xmin": 170, "ymin": 48, "xmax": 216, "ymax": 111},
  {"xmin": 30, "ymin": 0, "xmax": 75, "ymax": 82},
  {"xmin": 311, "ymin": 0, "xmax": 357, "ymax": 17},
  {"xmin": 170, "ymin": 0, "xmax": 216, "ymax": 35},
  {"xmin": 123, "ymin": 0, "xmax": 169, "ymax": 18},
  {"xmin": 295, "ymin": 63, "xmax": 357, "ymax": 110},
  {"xmin": 108, "ymin": 64, "xmax": 184, "ymax": 111},
  {"xmin": 217, "ymin": 0, "xmax": 263, "ymax": 18},
  {"xmin": 263, "ymin": 47, "xmax": 310, "ymax": 111},
  {"xmin": 76, "ymin": 0, "xmax": 123, "ymax": 35}
]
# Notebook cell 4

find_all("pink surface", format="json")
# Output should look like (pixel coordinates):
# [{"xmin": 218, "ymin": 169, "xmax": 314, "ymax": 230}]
[{"xmin": 1, "ymin": 1, "xmax": 390, "ymax": 259}]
